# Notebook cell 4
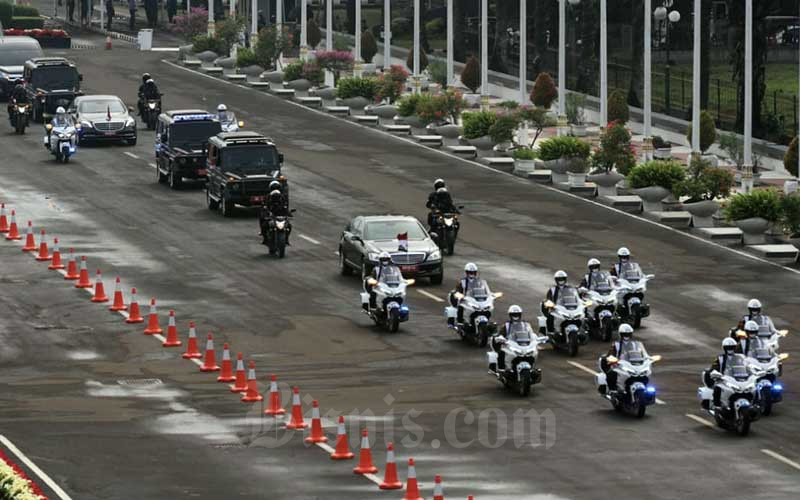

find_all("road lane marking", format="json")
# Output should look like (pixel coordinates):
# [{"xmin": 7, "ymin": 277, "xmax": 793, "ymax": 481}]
[
  {"xmin": 761, "ymin": 449, "xmax": 800, "ymax": 472},
  {"xmin": 147, "ymin": 163, "xmax": 157, "ymax": 169},
  {"xmin": 0, "ymin": 435, "xmax": 73, "ymax": 500},
  {"xmin": 123, "ymin": 152, "xmax": 140, "ymax": 160},
  {"xmin": 685, "ymin": 413, "xmax": 714, "ymax": 428},
  {"xmin": 298, "ymin": 234, "xmax": 321, "ymax": 245},
  {"xmin": 417, "ymin": 290, "xmax": 444, "ymax": 302},
  {"xmin": 165, "ymin": 56, "xmax": 800, "ymax": 280}
]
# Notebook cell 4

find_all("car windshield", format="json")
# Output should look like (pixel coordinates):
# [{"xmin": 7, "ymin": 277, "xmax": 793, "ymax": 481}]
[
  {"xmin": 78, "ymin": 99, "xmax": 125, "ymax": 114},
  {"xmin": 589, "ymin": 271, "xmax": 614, "ymax": 292},
  {"xmin": 380, "ymin": 267, "xmax": 402, "ymax": 286},
  {"xmin": 557, "ymin": 286, "xmax": 580, "ymax": 308},
  {"xmin": 619, "ymin": 262, "xmax": 643, "ymax": 281},
  {"xmin": 170, "ymin": 121, "xmax": 222, "ymax": 148},
  {"xmin": 0, "ymin": 48, "xmax": 43, "ymax": 66},
  {"xmin": 30, "ymin": 66, "xmax": 80, "ymax": 91},
  {"xmin": 365, "ymin": 220, "xmax": 426, "ymax": 241},
  {"xmin": 221, "ymin": 145, "xmax": 279, "ymax": 174}
]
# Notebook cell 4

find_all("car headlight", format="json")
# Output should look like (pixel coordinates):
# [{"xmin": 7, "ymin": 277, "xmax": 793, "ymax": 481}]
[
  {"xmin": 125, "ymin": 117, "xmax": 135, "ymax": 127},
  {"xmin": 81, "ymin": 120, "xmax": 92, "ymax": 129},
  {"xmin": 428, "ymin": 249, "xmax": 441, "ymax": 261},
  {"xmin": 367, "ymin": 252, "xmax": 380, "ymax": 262},
  {"xmin": 230, "ymin": 183, "xmax": 240, "ymax": 190}
]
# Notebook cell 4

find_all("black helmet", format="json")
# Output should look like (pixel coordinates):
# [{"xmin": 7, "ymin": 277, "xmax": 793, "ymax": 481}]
[
  {"xmin": 433, "ymin": 178, "xmax": 445, "ymax": 190},
  {"xmin": 268, "ymin": 180, "xmax": 281, "ymax": 192},
  {"xmin": 142, "ymin": 72, "xmax": 151, "ymax": 84}
]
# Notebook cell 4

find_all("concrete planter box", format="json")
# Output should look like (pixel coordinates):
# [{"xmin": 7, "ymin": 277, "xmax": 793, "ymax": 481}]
[
  {"xmin": 568, "ymin": 172, "xmax": 587, "ymax": 187},
  {"xmin": 431, "ymin": 124, "xmax": 461, "ymax": 139},
  {"xmin": 339, "ymin": 96, "xmax": 370, "ymax": 110},
  {"xmin": 653, "ymin": 148, "xmax": 672, "ymax": 160},
  {"xmin": 370, "ymin": 104, "xmax": 398, "ymax": 119},
  {"xmin": 463, "ymin": 93, "xmax": 482, "ymax": 108},
  {"xmin": 588, "ymin": 172, "xmax": 624, "ymax": 197},
  {"xmin": 241, "ymin": 64, "xmax": 265, "ymax": 81},
  {"xmin": 570, "ymin": 124, "xmax": 588, "ymax": 137},
  {"xmin": 285, "ymin": 79, "xmax": 312, "ymax": 91},
  {"xmin": 513, "ymin": 159, "xmax": 537, "ymax": 175},
  {"xmin": 312, "ymin": 87, "xmax": 337, "ymax": 100},
  {"xmin": 216, "ymin": 57, "xmax": 236, "ymax": 74},
  {"xmin": 633, "ymin": 186, "xmax": 670, "ymax": 212},
  {"xmin": 395, "ymin": 115, "xmax": 424, "ymax": 128},
  {"xmin": 197, "ymin": 50, "xmax": 219, "ymax": 66},
  {"xmin": 544, "ymin": 158, "xmax": 569, "ymax": 184},
  {"xmin": 467, "ymin": 135, "xmax": 495, "ymax": 151},
  {"xmin": 263, "ymin": 71, "xmax": 285, "ymax": 84},
  {"xmin": 734, "ymin": 217, "xmax": 770, "ymax": 245},
  {"xmin": 683, "ymin": 200, "xmax": 719, "ymax": 228},
  {"xmin": 178, "ymin": 44, "xmax": 194, "ymax": 59}
]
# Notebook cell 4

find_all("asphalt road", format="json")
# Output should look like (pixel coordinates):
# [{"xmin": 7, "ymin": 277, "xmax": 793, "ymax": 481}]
[{"xmin": 1, "ymin": 39, "xmax": 799, "ymax": 499}]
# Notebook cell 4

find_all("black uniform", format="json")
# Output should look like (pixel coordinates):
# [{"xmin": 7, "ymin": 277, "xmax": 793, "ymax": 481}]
[
  {"xmin": 7, "ymin": 85, "xmax": 28, "ymax": 116},
  {"xmin": 426, "ymin": 190, "xmax": 457, "ymax": 228},
  {"xmin": 259, "ymin": 193, "xmax": 290, "ymax": 244}
]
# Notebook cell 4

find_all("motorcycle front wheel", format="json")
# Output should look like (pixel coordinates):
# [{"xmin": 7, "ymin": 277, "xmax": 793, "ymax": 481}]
[
  {"xmin": 276, "ymin": 231, "xmax": 286, "ymax": 258},
  {"xmin": 635, "ymin": 391, "xmax": 647, "ymax": 418},
  {"xmin": 735, "ymin": 416, "xmax": 751, "ymax": 436},
  {"xmin": 388, "ymin": 309, "xmax": 400, "ymax": 333},
  {"xmin": 568, "ymin": 332, "xmax": 579, "ymax": 357},
  {"xmin": 518, "ymin": 370, "xmax": 531, "ymax": 397},
  {"xmin": 602, "ymin": 320, "xmax": 613, "ymax": 342},
  {"xmin": 446, "ymin": 229, "xmax": 456, "ymax": 255},
  {"xmin": 631, "ymin": 304, "xmax": 642, "ymax": 329},
  {"xmin": 478, "ymin": 323, "xmax": 489, "ymax": 347},
  {"xmin": 761, "ymin": 388, "xmax": 773, "ymax": 416}
]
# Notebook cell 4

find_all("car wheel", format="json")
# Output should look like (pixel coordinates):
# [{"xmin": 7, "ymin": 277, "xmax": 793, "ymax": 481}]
[
  {"xmin": 156, "ymin": 160, "xmax": 167, "ymax": 183},
  {"xmin": 127, "ymin": 136, "xmax": 137, "ymax": 146},
  {"xmin": 221, "ymin": 195, "xmax": 234, "ymax": 217},
  {"xmin": 339, "ymin": 248, "xmax": 353, "ymax": 276},
  {"xmin": 206, "ymin": 189, "xmax": 219, "ymax": 210},
  {"xmin": 430, "ymin": 270, "xmax": 444, "ymax": 285},
  {"xmin": 168, "ymin": 168, "xmax": 182, "ymax": 190}
]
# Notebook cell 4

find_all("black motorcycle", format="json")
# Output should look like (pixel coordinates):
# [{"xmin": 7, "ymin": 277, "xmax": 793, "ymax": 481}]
[
  {"xmin": 142, "ymin": 97, "xmax": 162, "ymax": 130},
  {"xmin": 9, "ymin": 102, "xmax": 31, "ymax": 134},
  {"xmin": 262, "ymin": 210, "xmax": 295, "ymax": 258},
  {"xmin": 429, "ymin": 207, "xmax": 463, "ymax": 255}
]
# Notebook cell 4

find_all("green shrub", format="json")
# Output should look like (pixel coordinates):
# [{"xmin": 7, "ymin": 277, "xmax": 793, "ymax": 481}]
[
  {"xmin": 531, "ymin": 72, "xmax": 557, "ymax": 109},
  {"xmin": 396, "ymin": 93, "xmax": 423, "ymax": 117},
  {"xmin": 307, "ymin": 18, "xmax": 322, "ymax": 49},
  {"xmin": 672, "ymin": 166, "xmax": 735, "ymax": 202},
  {"xmin": 462, "ymin": 111, "xmax": 497, "ymax": 139},
  {"xmin": 254, "ymin": 26, "xmax": 292, "ymax": 69},
  {"xmin": 724, "ymin": 188, "xmax": 782, "ymax": 222},
  {"xmin": 565, "ymin": 93, "xmax": 586, "ymax": 125},
  {"xmin": 627, "ymin": 160, "xmax": 686, "ymax": 190},
  {"xmin": 235, "ymin": 47, "xmax": 258, "ymax": 68},
  {"xmin": 425, "ymin": 18, "xmax": 445, "ymax": 35},
  {"xmin": 192, "ymin": 34, "xmax": 222, "ymax": 54},
  {"xmin": 360, "ymin": 30, "xmax": 378, "ymax": 63},
  {"xmin": 391, "ymin": 17, "xmax": 411, "ymax": 36},
  {"xmin": 499, "ymin": 100, "xmax": 519, "ymax": 110},
  {"xmin": 515, "ymin": 105, "xmax": 555, "ymax": 145},
  {"xmin": 0, "ymin": 3, "xmax": 40, "ymax": 27},
  {"xmin": 336, "ymin": 76, "xmax": 379, "ymax": 100},
  {"xmin": 488, "ymin": 113, "xmax": 519, "ymax": 144},
  {"xmin": 406, "ymin": 46, "xmax": 429, "ymax": 73},
  {"xmin": 215, "ymin": 15, "xmax": 247, "ymax": 54},
  {"xmin": 537, "ymin": 136, "xmax": 591, "ymax": 162},
  {"xmin": 10, "ymin": 16, "xmax": 44, "ymax": 29},
  {"xmin": 427, "ymin": 61, "xmax": 447, "ymax": 87},
  {"xmin": 685, "ymin": 110, "xmax": 717, "ymax": 153},
  {"xmin": 607, "ymin": 90, "xmax": 629, "ymax": 125},
  {"xmin": 780, "ymin": 193, "xmax": 800, "ymax": 236},
  {"xmin": 460, "ymin": 56, "xmax": 481, "ymax": 94},
  {"xmin": 784, "ymin": 136, "xmax": 798, "ymax": 177},
  {"xmin": 513, "ymin": 148, "xmax": 538, "ymax": 160},
  {"xmin": 416, "ymin": 89, "xmax": 465, "ymax": 123},
  {"xmin": 376, "ymin": 65, "xmax": 409, "ymax": 103},
  {"xmin": 591, "ymin": 121, "xmax": 635, "ymax": 175},
  {"xmin": 283, "ymin": 60, "xmax": 304, "ymax": 81},
  {"xmin": 333, "ymin": 34, "xmax": 350, "ymax": 51}
]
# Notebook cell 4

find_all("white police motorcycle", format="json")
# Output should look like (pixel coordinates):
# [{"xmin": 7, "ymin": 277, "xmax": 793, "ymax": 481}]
[
  {"xmin": 539, "ymin": 285, "xmax": 589, "ymax": 357},
  {"xmin": 445, "ymin": 282, "xmax": 503, "ymax": 347},
  {"xmin": 613, "ymin": 262, "xmax": 654, "ymax": 329},
  {"xmin": 580, "ymin": 270, "xmax": 619, "ymax": 342},
  {"xmin": 43, "ymin": 117, "xmax": 79, "ymax": 163},
  {"xmin": 746, "ymin": 344, "xmax": 788, "ymax": 416},
  {"xmin": 698, "ymin": 355, "xmax": 761, "ymax": 436},
  {"xmin": 487, "ymin": 322, "xmax": 548, "ymax": 397},
  {"xmin": 361, "ymin": 267, "xmax": 413, "ymax": 333},
  {"xmin": 595, "ymin": 348, "xmax": 661, "ymax": 418},
  {"xmin": 218, "ymin": 108, "xmax": 244, "ymax": 133}
]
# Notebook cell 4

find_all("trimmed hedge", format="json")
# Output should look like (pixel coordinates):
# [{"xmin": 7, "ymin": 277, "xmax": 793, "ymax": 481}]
[
  {"xmin": 537, "ymin": 136, "xmax": 591, "ymax": 161},
  {"xmin": 724, "ymin": 188, "xmax": 783, "ymax": 223},
  {"xmin": 10, "ymin": 16, "xmax": 44, "ymax": 29},
  {"xmin": 336, "ymin": 76, "xmax": 379, "ymax": 100},
  {"xmin": 627, "ymin": 160, "xmax": 686, "ymax": 190},
  {"xmin": 462, "ymin": 111, "xmax": 497, "ymax": 140},
  {"xmin": 0, "ymin": 2, "xmax": 40, "ymax": 28}
]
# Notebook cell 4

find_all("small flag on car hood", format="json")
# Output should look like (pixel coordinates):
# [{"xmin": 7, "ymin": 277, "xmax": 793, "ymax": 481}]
[{"xmin": 396, "ymin": 232, "xmax": 408, "ymax": 252}]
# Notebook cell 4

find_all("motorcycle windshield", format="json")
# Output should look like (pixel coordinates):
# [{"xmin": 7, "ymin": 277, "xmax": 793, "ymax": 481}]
[
  {"xmin": 623, "ymin": 350, "xmax": 645, "ymax": 364},
  {"xmin": 726, "ymin": 356, "xmax": 749, "ymax": 379},
  {"xmin": 507, "ymin": 322, "xmax": 532, "ymax": 343},
  {"xmin": 589, "ymin": 271, "xmax": 614, "ymax": 293},
  {"xmin": 752, "ymin": 348, "xmax": 773, "ymax": 362},
  {"xmin": 619, "ymin": 262, "xmax": 643, "ymax": 282},
  {"xmin": 557, "ymin": 287, "xmax": 580, "ymax": 309},
  {"xmin": 379, "ymin": 267, "xmax": 403, "ymax": 287},
  {"xmin": 467, "ymin": 283, "xmax": 489, "ymax": 301},
  {"xmin": 218, "ymin": 111, "xmax": 234, "ymax": 123}
]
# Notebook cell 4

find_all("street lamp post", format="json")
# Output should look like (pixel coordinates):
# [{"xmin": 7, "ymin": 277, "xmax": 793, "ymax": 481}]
[
  {"xmin": 413, "ymin": 0, "xmax": 421, "ymax": 93},
  {"xmin": 655, "ymin": 5, "xmax": 680, "ymax": 116},
  {"xmin": 519, "ymin": 0, "xmax": 526, "ymax": 103},
  {"xmin": 481, "ymin": 0, "xmax": 489, "ymax": 108},
  {"xmin": 326, "ymin": 0, "xmax": 333, "ymax": 51},
  {"xmin": 643, "ymin": 0, "xmax": 653, "ymax": 160},
  {"xmin": 558, "ymin": 0, "xmax": 581, "ymax": 135},
  {"xmin": 208, "ymin": 0, "xmax": 215, "ymax": 35},
  {"xmin": 691, "ymin": 0, "xmax": 700, "ymax": 160},
  {"xmin": 250, "ymin": 0, "xmax": 257, "ymax": 41},
  {"xmin": 300, "ymin": 0, "xmax": 308, "ymax": 60},
  {"xmin": 742, "ymin": 0, "xmax": 753, "ymax": 192},
  {"xmin": 447, "ymin": 0, "xmax": 453, "ymax": 87},
  {"xmin": 384, "ymin": 0, "xmax": 392, "ymax": 71},
  {"xmin": 355, "ymin": 0, "xmax": 362, "ymax": 63},
  {"xmin": 599, "ymin": 0, "xmax": 607, "ymax": 127}
]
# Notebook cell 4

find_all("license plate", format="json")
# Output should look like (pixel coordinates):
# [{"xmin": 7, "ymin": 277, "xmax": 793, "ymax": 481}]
[
  {"xmin": 103, "ymin": 132, "xmax": 114, "ymax": 136},
  {"xmin": 400, "ymin": 265, "xmax": 417, "ymax": 273},
  {"xmin": 196, "ymin": 168, "xmax": 207, "ymax": 176},
  {"xmin": 250, "ymin": 196, "xmax": 263, "ymax": 203}
]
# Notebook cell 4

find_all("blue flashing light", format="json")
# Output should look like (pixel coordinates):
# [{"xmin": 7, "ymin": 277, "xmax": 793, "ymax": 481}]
[
  {"xmin": 400, "ymin": 305, "xmax": 409, "ymax": 312},
  {"xmin": 772, "ymin": 384, "xmax": 783, "ymax": 392},
  {"xmin": 646, "ymin": 386, "xmax": 656, "ymax": 394},
  {"xmin": 173, "ymin": 114, "xmax": 215, "ymax": 122}
]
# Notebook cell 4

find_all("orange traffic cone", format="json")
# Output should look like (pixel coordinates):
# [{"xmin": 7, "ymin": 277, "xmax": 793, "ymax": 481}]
[
  {"xmin": 64, "ymin": 249, "xmax": 79, "ymax": 279},
  {"xmin": 330, "ymin": 416, "xmax": 354, "ymax": 460},
  {"xmin": 200, "ymin": 333, "xmax": 219, "ymax": 372},
  {"xmin": 402, "ymin": 458, "xmax": 424, "ymax": 500},
  {"xmin": 217, "ymin": 343, "xmax": 235, "ymax": 381},
  {"xmin": 285, "ymin": 387, "xmax": 308, "ymax": 429},
  {"xmin": 75, "ymin": 256, "xmax": 92, "ymax": 288},
  {"xmin": 379, "ymin": 442, "xmax": 403, "ymax": 490},
  {"xmin": 48, "ymin": 238, "xmax": 64, "ymax": 270},
  {"xmin": 432, "ymin": 475, "xmax": 444, "ymax": 500},
  {"xmin": 304, "ymin": 400, "xmax": 328, "ymax": 443},
  {"xmin": 182, "ymin": 321, "xmax": 202, "ymax": 358},
  {"xmin": 0, "ymin": 204, "xmax": 8, "ymax": 233},
  {"xmin": 109, "ymin": 277, "xmax": 126, "ymax": 311},
  {"xmin": 105, "ymin": 36, "xmax": 112, "ymax": 50},
  {"xmin": 35, "ymin": 230, "xmax": 51, "ymax": 261},
  {"xmin": 264, "ymin": 374, "xmax": 286, "ymax": 416},
  {"xmin": 143, "ymin": 298, "xmax": 162, "ymax": 334},
  {"xmin": 4, "ymin": 211, "xmax": 20, "ymax": 240},
  {"xmin": 126, "ymin": 288, "xmax": 144, "ymax": 323},
  {"xmin": 230, "ymin": 353, "xmax": 247, "ymax": 392},
  {"xmin": 241, "ymin": 361, "xmax": 263, "ymax": 402},
  {"xmin": 91, "ymin": 270, "xmax": 109, "ymax": 302},
  {"xmin": 353, "ymin": 429, "xmax": 378, "ymax": 474},
  {"xmin": 21, "ymin": 221, "xmax": 36, "ymax": 251},
  {"xmin": 163, "ymin": 310, "xmax": 182, "ymax": 347}
]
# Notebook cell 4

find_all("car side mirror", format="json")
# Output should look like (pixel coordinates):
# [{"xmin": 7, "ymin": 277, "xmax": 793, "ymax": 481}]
[
  {"xmin": 429, "ymin": 231, "xmax": 438, "ymax": 239},
  {"xmin": 278, "ymin": 153, "xmax": 284, "ymax": 163}
]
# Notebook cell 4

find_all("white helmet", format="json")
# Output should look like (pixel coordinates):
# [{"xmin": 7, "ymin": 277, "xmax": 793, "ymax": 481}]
[
  {"xmin": 217, "ymin": 103, "xmax": 227, "ymax": 112},
  {"xmin": 437, "ymin": 187, "xmax": 448, "ymax": 193},
  {"xmin": 464, "ymin": 262, "xmax": 478, "ymax": 273},
  {"xmin": 722, "ymin": 337, "xmax": 737, "ymax": 352},
  {"xmin": 747, "ymin": 298, "xmax": 762, "ymax": 311},
  {"xmin": 508, "ymin": 305, "xmax": 523, "ymax": 321},
  {"xmin": 433, "ymin": 178, "xmax": 445, "ymax": 190},
  {"xmin": 618, "ymin": 323, "xmax": 634, "ymax": 338},
  {"xmin": 617, "ymin": 247, "xmax": 631, "ymax": 258},
  {"xmin": 554, "ymin": 270, "xmax": 567, "ymax": 285},
  {"xmin": 743, "ymin": 320, "xmax": 759, "ymax": 335},
  {"xmin": 56, "ymin": 106, "xmax": 66, "ymax": 114},
  {"xmin": 587, "ymin": 258, "xmax": 601, "ymax": 269},
  {"xmin": 378, "ymin": 251, "xmax": 392, "ymax": 264}
]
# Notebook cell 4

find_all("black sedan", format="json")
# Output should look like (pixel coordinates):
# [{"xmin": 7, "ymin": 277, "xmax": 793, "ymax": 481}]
[{"xmin": 71, "ymin": 95, "xmax": 137, "ymax": 145}]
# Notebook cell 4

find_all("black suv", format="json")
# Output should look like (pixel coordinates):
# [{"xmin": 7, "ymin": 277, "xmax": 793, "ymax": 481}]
[
  {"xmin": 154, "ymin": 110, "xmax": 222, "ymax": 189},
  {"xmin": 22, "ymin": 57, "xmax": 82, "ymax": 122},
  {"xmin": 205, "ymin": 131, "xmax": 287, "ymax": 216}
]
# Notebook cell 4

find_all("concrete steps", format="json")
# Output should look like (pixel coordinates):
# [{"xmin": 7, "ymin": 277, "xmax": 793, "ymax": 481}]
[
  {"xmin": 295, "ymin": 96, "xmax": 322, "ymax": 108},
  {"xmin": 325, "ymin": 106, "xmax": 350, "ymax": 115},
  {"xmin": 413, "ymin": 135, "xmax": 444, "ymax": 147},
  {"xmin": 748, "ymin": 244, "xmax": 799, "ymax": 264},
  {"xmin": 382, "ymin": 124, "xmax": 411, "ymax": 135},
  {"xmin": 527, "ymin": 170, "xmax": 552, "ymax": 183},
  {"xmin": 272, "ymin": 89, "xmax": 296, "ymax": 98},
  {"xmin": 353, "ymin": 115, "xmax": 380, "ymax": 126},
  {"xmin": 697, "ymin": 227, "xmax": 743, "ymax": 245},
  {"xmin": 604, "ymin": 195, "xmax": 642, "ymax": 213},
  {"xmin": 651, "ymin": 211, "xmax": 692, "ymax": 228},
  {"xmin": 446, "ymin": 145, "xmax": 477, "ymax": 158}
]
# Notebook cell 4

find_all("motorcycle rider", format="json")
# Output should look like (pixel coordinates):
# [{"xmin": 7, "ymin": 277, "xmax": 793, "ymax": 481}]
[
  {"xmin": 730, "ymin": 320, "xmax": 760, "ymax": 356},
  {"xmin": 734, "ymin": 299, "xmax": 780, "ymax": 337},
  {"xmin": 491, "ymin": 305, "xmax": 533, "ymax": 372},
  {"xmin": 426, "ymin": 178, "xmax": 446, "ymax": 227},
  {"xmin": 7, "ymin": 83, "xmax": 29, "ymax": 118},
  {"xmin": 217, "ymin": 103, "xmax": 235, "ymax": 125},
  {"xmin": 44, "ymin": 107, "xmax": 75, "ymax": 146},
  {"xmin": 610, "ymin": 247, "xmax": 633, "ymax": 277},
  {"xmin": 138, "ymin": 78, "xmax": 161, "ymax": 117},
  {"xmin": 363, "ymin": 252, "xmax": 401, "ymax": 310},
  {"xmin": 705, "ymin": 337, "xmax": 740, "ymax": 408},
  {"xmin": 599, "ymin": 324, "xmax": 646, "ymax": 394},
  {"xmin": 542, "ymin": 270, "xmax": 569, "ymax": 332},
  {"xmin": 427, "ymin": 183, "xmax": 458, "ymax": 230},
  {"xmin": 579, "ymin": 258, "xmax": 602, "ymax": 289},
  {"xmin": 259, "ymin": 189, "xmax": 291, "ymax": 246},
  {"xmin": 448, "ymin": 262, "xmax": 489, "ymax": 326}
]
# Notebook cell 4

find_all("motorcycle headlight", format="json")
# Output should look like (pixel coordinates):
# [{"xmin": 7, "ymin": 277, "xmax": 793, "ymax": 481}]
[
  {"xmin": 56, "ymin": 132, "xmax": 67, "ymax": 139},
  {"xmin": 148, "ymin": 102, "xmax": 157, "ymax": 109},
  {"xmin": 276, "ymin": 221, "xmax": 286, "ymax": 229},
  {"xmin": 428, "ymin": 249, "xmax": 441, "ymax": 261},
  {"xmin": 444, "ymin": 218, "xmax": 453, "ymax": 226}
]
